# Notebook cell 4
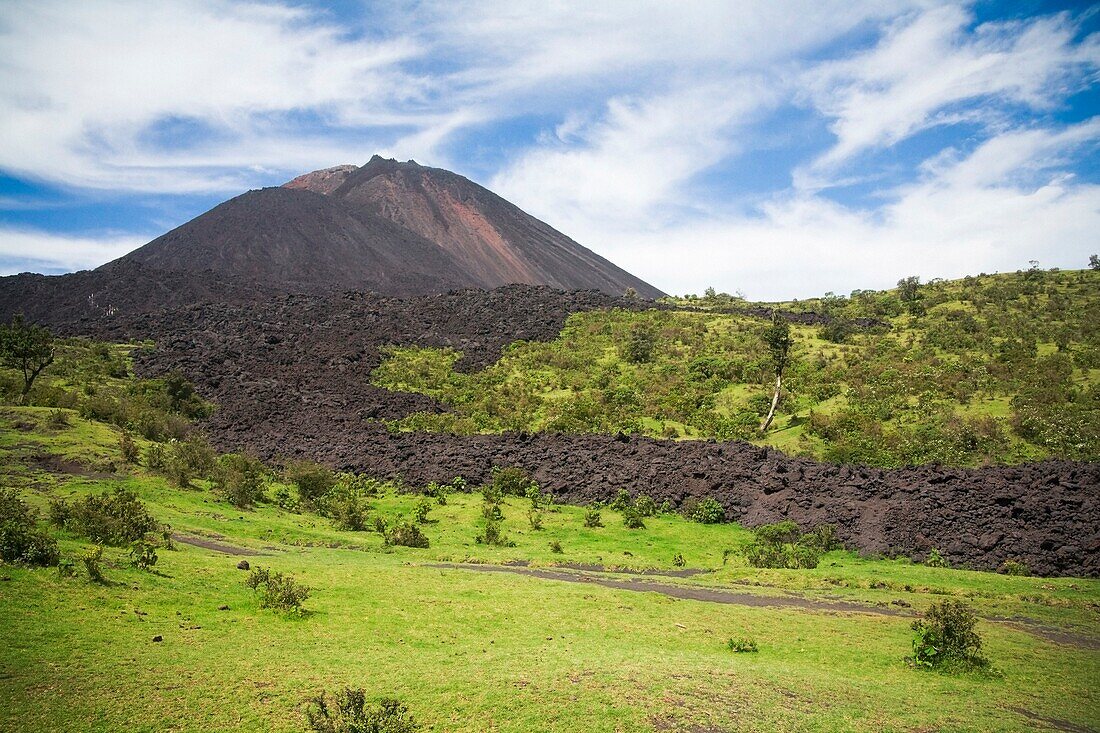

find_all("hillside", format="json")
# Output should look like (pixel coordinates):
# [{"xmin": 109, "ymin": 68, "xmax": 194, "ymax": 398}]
[{"xmin": 373, "ymin": 268, "xmax": 1100, "ymax": 467}]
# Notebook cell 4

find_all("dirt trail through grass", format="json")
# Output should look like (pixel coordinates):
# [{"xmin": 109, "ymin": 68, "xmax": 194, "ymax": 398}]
[{"xmin": 429, "ymin": 562, "xmax": 1100, "ymax": 650}]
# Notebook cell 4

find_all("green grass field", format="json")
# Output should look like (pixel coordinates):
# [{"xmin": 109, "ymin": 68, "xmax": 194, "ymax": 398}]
[{"xmin": 2, "ymin": 405, "xmax": 1098, "ymax": 733}]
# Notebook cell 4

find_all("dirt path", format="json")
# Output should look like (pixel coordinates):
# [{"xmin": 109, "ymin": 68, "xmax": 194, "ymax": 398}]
[
  {"xmin": 171, "ymin": 532, "xmax": 263, "ymax": 556},
  {"xmin": 428, "ymin": 562, "xmax": 1100, "ymax": 650}
]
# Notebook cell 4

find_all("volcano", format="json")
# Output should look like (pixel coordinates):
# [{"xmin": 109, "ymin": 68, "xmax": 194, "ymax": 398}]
[{"xmin": 118, "ymin": 156, "xmax": 665, "ymax": 298}]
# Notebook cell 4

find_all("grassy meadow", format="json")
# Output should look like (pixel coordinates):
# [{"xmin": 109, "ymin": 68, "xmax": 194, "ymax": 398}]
[{"xmin": 1, "ymin": 402, "xmax": 1099, "ymax": 732}]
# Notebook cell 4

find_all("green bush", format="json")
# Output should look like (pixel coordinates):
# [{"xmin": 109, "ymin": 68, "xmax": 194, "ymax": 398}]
[
  {"xmin": 687, "ymin": 497, "xmax": 724, "ymax": 524},
  {"xmin": 385, "ymin": 523, "xmax": 429, "ymax": 548},
  {"xmin": 128, "ymin": 539, "xmax": 158, "ymax": 571},
  {"xmin": 318, "ymin": 484, "xmax": 371, "ymax": 531},
  {"xmin": 482, "ymin": 502, "xmax": 504, "ymax": 521},
  {"xmin": 744, "ymin": 521, "xmax": 827, "ymax": 569},
  {"xmin": 925, "ymin": 549, "xmax": 950, "ymax": 568},
  {"xmin": 118, "ymin": 431, "xmax": 139, "ymax": 463},
  {"xmin": 622, "ymin": 505, "xmax": 646, "ymax": 529},
  {"xmin": 307, "ymin": 689, "xmax": 419, "ymax": 733},
  {"xmin": 246, "ymin": 566, "xmax": 311, "ymax": 613},
  {"xmin": 413, "ymin": 499, "xmax": 432, "ymax": 524},
  {"xmin": 475, "ymin": 518, "xmax": 515, "ymax": 547},
  {"xmin": 549, "ymin": 540, "xmax": 563, "ymax": 554},
  {"xmin": 998, "ymin": 559, "xmax": 1030, "ymax": 576},
  {"xmin": 50, "ymin": 488, "xmax": 160, "ymax": 546},
  {"xmin": 583, "ymin": 508, "xmax": 603, "ymax": 528},
  {"xmin": 211, "ymin": 453, "xmax": 268, "ymax": 508},
  {"xmin": 81, "ymin": 545, "xmax": 105, "ymax": 583},
  {"xmin": 163, "ymin": 434, "xmax": 216, "ymax": 487},
  {"xmin": 145, "ymin": 443, "xmax": 167, "ymax": 471},
  {"xmin": 634, "ymin": 494, "xmax": 658, "ymax": 517},
  {"xmin": 491, "ymin": 466, "xmax": 536, "ymax": 497},
  {"xmin": 608, "ymin": 489, "xmax": 632, "ymax": 512},
  {"xmin": 727, "ymin": 637, "xmax": 758, "ymax": 653},
  {"xmin": 287, "ymin": 461, "xmax": 337, "ymax": 507},
  {"xmin": 0, "ymin": 489, "xmax": 59, "ymax": 566},
  {"xmin": 909, "ymin": 600, "xmax": 988, "ymax": 671},
  {"xmin": 527, "ymin": 508, "xmax": 543, "ymax": 530}
]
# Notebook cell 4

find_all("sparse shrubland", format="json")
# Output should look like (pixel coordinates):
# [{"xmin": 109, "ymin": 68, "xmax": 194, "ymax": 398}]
[{"xmin": 373, "ymin": 268, "xmax": 1100, "ymax": 466}]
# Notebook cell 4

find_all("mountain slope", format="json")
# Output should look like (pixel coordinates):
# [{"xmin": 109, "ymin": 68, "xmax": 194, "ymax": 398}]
[
  {"xmin": 284, "ymin": 156, "xmax": 665, "ymax": 297},
  {"xmin": 121, "ymin": 186, "xmax": 473, "ymax": 295}
]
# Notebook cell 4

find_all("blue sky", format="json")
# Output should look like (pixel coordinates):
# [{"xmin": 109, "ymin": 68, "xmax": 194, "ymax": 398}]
[{"xmin": 0, "ymin": 0, "xmax": 1097, "ymax": 300}]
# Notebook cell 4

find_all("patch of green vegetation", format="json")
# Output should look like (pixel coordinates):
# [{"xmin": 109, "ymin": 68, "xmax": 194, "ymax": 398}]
[
  {"xmin": 1, "ymin": 399, "xmax": 1099, "ymax": 731},
  {"xmin": 372, "ymin": 269, "xmax": 1100, "ymax": 466}
]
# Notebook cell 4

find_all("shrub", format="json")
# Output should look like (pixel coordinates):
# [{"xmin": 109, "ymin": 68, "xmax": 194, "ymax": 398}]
[
  {"xmin": 128, "ymin": 539, "xmax": 158, "ymax": 571},
  {"xmin": 272, "ymin": 484, "xmax": 300, "ymax": 512},
  {"xmin": 549, "ymin": 540, "xmax": 563, "ymax": 554},
  {"xmin": 287, "ymin": 461, "xmax": 337, "ymax": 506},
  {"xmin": 475, "ymin": 518, "xmax": 515, "ymax": 547},
  {"xmin": 318, "ymin": 484, "xmax": 371, "ymax": 531},
  {"xmin": 527, "ymin": 508, "xmax": 543, "ymax": 530},
  {"xmin": 622, "ymin": 505, "xmax": 646, "ymax": 529},
  {"xmin": 673, "ymin": 553, "xmax": 685, "ymax": 567},
  {"xmin": 47, "ymin": 408, "xmax": 70, "ymax": 429},
  {"xmin": 744, "ymin": 521, "xmax": 826, "ymax": 569},
  {"xmin": 0, "ymin": 489, "xmax": 60, "ymax": 566},
  {"xmin": 50, "ymin": 488, "xmax": 160, "ymax": 546},
  {"xmin": 482, "ymin": 502, "xmax": 504, "ymax": 521},
  {"xmin": 925, "ymin": 549, "xmax": 950, "ymax": 568},
  {"xmin": 212, "ymin": 453, "xmax": 268, "ymax": 508},
  {"xmin": 424, "ymin": 481, "xmax": 450, "ymax": 505},
  {"xmin": 480, "ymin": 484, "xmax": 504, "ymax": 506},
  {"xmin": 909, "ymin": 600, "xmax": 988, "ymax": 670},
  {"xmin": 118, "ymin": 431, "xmax": 139, "ymax": 464},
  {"xmin": 145, "ymin": 443, "xmax": 167, "ymax": 471},
  {"xmin": 385, "ymin": 523, "xmax": 429, "ymax": 549},
  {"xmin": 246, "ymin": 566, "xmax": 310, "ymax": 613},
  {"xmin": 634, "ymin": 494, "xmax": 658, "ymax": 517},
  {"xmin": 491, "ymin": 466, "xmax": 536, "ymax": 497},
  {"xmin": 413, "ymin": 499, "xmax": 432, "ymax": 524},
  {"xmin": 727, "ymin": 637, "xmax": 759, "ymax": 653},
  {"xmin": 57, "ymin": 557, "xmax": 75, "ymax": 577},
  {"xmin": 688, "ymin": 497, "xmax": 724, "ymax": 524},
  {"xmin": 164, "ymin": 435, "xmax": 216, "ymax": 487},
  {"xmin": 81, "ymin": 545, "xmax": 105, "ymax": 583},
  {"xmin": 801, "ymin": 524, "xmax": 842, "ymax": 552},
  {"xmin": 608, "ymin": 489, "xmax": 632, "ymax": 512},
  {"xmin": 307, "ymin": 689, "xmax": 419, "ymax": 733},
  {"xmin": 998, "ymin": 559, "xmax": 1030, "ymax": 576},
  {"xmin": 583, "ymin": 508, "xmax": 603, "ymax": 528}
]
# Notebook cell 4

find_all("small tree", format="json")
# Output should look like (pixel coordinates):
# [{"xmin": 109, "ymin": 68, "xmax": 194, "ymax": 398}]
[
  {"xmin": 0, "ymin": 315, "xmax": 55, "ymax": 402},
  {"xmin": 1089, "ymin": 254, "xmax": 1099, "ymax": 271},
  {"xmin": 759, "ymin": 314, "xmax": 793, "ymax": 432}
]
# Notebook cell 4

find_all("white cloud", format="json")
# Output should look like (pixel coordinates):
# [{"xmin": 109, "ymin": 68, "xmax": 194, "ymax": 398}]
[
  {"xmin": 577, "ymin": 119, "xmax": 1100, "ymax": 300},
  {"xmin": 800, "ymin": 5, "xmax": 1100, "ymax": 181},
  {"xmin": 0, "ymin": 0, "xmax": 1097, "ymax": 299},
  {"xmin": 0, "ymin": 228, "xmax": 150, "ymax": 273},
  {"xmin": 0, "ymin": 0, "xmax": 422, "ymax": 191},
  {"xmin": 491, "ymin": 81, "xmax": 779, "ymax": 228}
]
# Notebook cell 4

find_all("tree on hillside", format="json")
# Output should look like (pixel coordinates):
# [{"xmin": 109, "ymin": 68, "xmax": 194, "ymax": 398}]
[
  {"xmin": 0, "ymin": 315, "xmax": 55, "ymax": 402},
  {"xmin": 1090, "ymin": 254, "xmax": 1099, "ymax": 271},
  {"xmin": 759, "ymin": 314, "xmax": 793, "ymax": 433}
]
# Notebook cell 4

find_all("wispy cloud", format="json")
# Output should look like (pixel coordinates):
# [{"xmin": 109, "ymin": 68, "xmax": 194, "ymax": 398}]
[{"xmin": 0, "ymin": 0, "xmax": 1097, "ymax": 296}]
